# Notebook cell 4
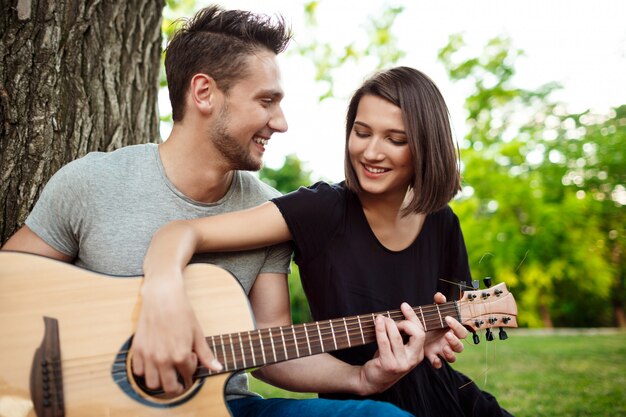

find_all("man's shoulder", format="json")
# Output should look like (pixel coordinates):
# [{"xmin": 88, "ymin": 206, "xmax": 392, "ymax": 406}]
[
  {"xmin": 65, "ymin": 143, "xmax": 155, "ymax": 170},
  {"xmin": 235, "ymin": 171, "xmax": 282, "ymax": 199}
]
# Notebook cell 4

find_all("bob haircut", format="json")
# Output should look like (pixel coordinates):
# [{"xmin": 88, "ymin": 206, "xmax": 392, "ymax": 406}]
[
  {"xmin": 165, "ymin": 5, "xmax": 291, "ymax": 122},
  {"xmin": 344, "ymin": 66, "xmax": 461, "ymax": 215}
]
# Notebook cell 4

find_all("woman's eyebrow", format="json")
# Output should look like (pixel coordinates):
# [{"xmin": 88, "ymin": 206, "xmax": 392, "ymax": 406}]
[{"xmin": 354, "ymin": 121, "xmax": 406, "ymax": 135}]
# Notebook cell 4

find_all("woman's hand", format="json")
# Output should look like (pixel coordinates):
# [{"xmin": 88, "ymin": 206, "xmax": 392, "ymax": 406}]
[
  {"xmin": 357, "ymin": 303, "xmax": 425, "ymax": 395},
  {"xmin": 423, "ymin": 292, "xmax": 468, "ymax": 369},
  {"xmin": 130, "ymin": 273, "xmax": 222, "ymax": 395}
]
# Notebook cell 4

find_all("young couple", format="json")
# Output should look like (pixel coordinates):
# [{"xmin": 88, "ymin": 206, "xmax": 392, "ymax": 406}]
[{"xmin": 2, "ymin": 4, "xmax": 512, "ymax": 417}]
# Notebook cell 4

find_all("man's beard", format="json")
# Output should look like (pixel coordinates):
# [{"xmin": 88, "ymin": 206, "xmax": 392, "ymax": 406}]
[{"xmin": 210, "ymin": 106, "xmax": 262, "ymax": 171}]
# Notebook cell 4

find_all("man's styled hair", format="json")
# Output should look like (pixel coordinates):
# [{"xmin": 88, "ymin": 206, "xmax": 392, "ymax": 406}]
[
  {"xmin": 165, "ymin": 5, "xmax": 291, "ymax": 121},
  {"xmin": 344, "ymin": 66, "xmax": 461, "ymax": 215}
]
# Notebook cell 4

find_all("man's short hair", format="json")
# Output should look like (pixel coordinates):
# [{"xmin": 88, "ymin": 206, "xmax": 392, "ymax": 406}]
[{"xmin": 165, "ymin": 5, "xmax": 291, "ymax": 121}]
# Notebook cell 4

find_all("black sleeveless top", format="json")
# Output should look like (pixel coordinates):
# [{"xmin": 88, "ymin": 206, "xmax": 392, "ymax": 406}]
[{"xmin": 272, "ymin": 181, "xmax": 512, "ymax": 417}]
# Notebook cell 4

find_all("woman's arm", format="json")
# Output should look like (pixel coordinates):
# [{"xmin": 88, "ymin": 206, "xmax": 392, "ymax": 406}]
[
  {"xmin": 143, "ymin": 201, "xmax": 292, "ymax": 278},
  {"xmin": 253, "ymin": 298, "xmax": 428, "ymax": 395},
  {"xmin": 131, "ymin": 202, "xmax": 292, "ymax": 394}
]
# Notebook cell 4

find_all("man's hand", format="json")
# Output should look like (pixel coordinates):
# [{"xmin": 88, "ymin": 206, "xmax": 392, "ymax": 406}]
[
  {"xmin": 357, "ymin": 303, "xmax": 425, "ymax": 395},
  {"xmin": 423, "ymin": 292, "xmax": 469, "ymax": 369},
  {"xmin": 130, "ymin": 276, "xmax": 222, "ymax": 395}
]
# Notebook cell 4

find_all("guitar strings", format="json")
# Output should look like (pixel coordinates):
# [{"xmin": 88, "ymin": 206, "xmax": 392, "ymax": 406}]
[
  {"xmin": 58, "ymin": 295, "xmax": 508, "ymax": 384},
  {"xmin": 107, "ymin": 296, "xmax": 503, "ymax": 367}
]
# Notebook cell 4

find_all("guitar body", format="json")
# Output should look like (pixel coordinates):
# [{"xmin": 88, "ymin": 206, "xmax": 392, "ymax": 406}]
[{"xmin": 0, "ymin": 251, "xmax": 255, "ymax": 417}]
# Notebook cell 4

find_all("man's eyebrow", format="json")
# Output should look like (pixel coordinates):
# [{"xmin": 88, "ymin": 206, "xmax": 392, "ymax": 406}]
[{"xmin": 258, "ymin": 89, "xmax": 284, "ymax": 100}]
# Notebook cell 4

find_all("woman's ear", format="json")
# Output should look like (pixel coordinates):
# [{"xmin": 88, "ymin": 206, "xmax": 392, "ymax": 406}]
[{"xmin": 188, "ymin": 73, "xmax": 222, "ymax": 115}]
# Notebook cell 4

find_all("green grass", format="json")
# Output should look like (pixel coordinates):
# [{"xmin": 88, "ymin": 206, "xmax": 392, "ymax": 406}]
[{"xmin": 248, "ymin": 330, "xmax": 626, "ymax": 417}]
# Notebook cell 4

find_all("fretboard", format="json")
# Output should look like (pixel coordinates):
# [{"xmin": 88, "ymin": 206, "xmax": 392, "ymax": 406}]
[{"xmin": 196, "ymin": 301, "xmax": 460, "ymax": 378}]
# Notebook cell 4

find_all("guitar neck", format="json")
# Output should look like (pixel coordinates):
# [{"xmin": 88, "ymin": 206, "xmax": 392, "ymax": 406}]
[{"xmin": 200, "ymin": 301, "xmax": 460, "ymax": 376}]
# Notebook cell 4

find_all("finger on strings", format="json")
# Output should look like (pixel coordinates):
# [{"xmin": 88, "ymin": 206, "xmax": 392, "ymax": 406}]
[
  {"xmin": 400, "ymin": 302, "xmax": 420, "ymax": 325},
  {"xmin": 180, "ymin": 353, "xmax": 198, "ymax": 388},
  {"xmin": 396, "ymin": 319, "xmax": 425, "ymax": 353},
  {"xmin": 131, "ymin": 352, "xmax": 145, "ymax": 377},
  {"xmin": 194, "ymin": 327, "xmax": 222, "ymax": 372},
  {"xmin": 158, "ymin": 362, "xmax": 183, "ymax": 395},
  {"xmin": 433, "ymin": 292, "xmax": 447, "ymax": 304},
  {"xmin": 384, "ymin": 315, "xmax": 407, "ymax": 353},
  {"xmin": 143, "ymin": 360, "xmax": 162, "ymax": 391},
  {"xmin": 445, "ymin": 329, "xmax": 465, "ymax": 353},
  {"xmin": 374, "ymin": 315, "xmax": 394, "ymax": 357},
  {"xmin": 445, "ymin": 316, "xmax": 469, "ymax": 339}
]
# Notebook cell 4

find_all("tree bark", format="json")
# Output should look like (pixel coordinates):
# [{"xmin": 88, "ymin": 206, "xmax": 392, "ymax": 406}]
[{"xmin": 0, "ymin": 0, "xmax": 164, "ymax": 243}]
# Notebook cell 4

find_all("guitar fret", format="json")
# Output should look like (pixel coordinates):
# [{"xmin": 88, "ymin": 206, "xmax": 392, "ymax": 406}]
[
  {"xmin": 248, "ymin": 330, "xmax": 256, "ymax": 367},
  {"xmin": 219, "ymin": 334, "xmax": 228, "ymax": 371},
  {"xmin": 280, "ymin": 327, "xmax": 288, "ymax": 360},
  {"xmin": 435, "ymin": 304, "xmax": 444, "ymax": 328},
  {"xmin": 343, "ymin": 317, "xmax": 351, "ymax": 347},
  {"xmin": 357, "ymin": 316, "xmax": 365, "ymax": 344},
  {"xmin": 268, "ymin": 328, "xmax": 277, "ymax": 362},
  {"xmin": 418, "ymin": 306, "xmax": 427, "ymax": 331},
  {"xmin": 292, "ymin": 326, "xmax": 300, "ymax": 358},
  {"xmin": 303, "ymin": 323, "xmax": 312, "ymax": 355},
  {"xmin": 258, "ymin": 329, "xmax": 267, "ymax": 365},
  {"xmin": 329, "ymin": 320, "xmax": 338, "ymax": 350},
  {"xmin": 316, "ymin": 322, "xmax": 324, "ymax": 352},
  {"xmin": 238, "ymin": 333, "xmax": 246, "ymax": 369},
  {"xmin": 209, "ymin": 336, "xmax": 217, "ymax": 374},
  {"xmin": 229, "ymin": 334, "xmax": 237, "ymax": 369}
]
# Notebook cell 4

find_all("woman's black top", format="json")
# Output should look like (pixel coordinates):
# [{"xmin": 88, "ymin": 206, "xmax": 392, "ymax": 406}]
[{"xmin": 272, "ymin": 181, "xmax": 512, "ymax": 417}]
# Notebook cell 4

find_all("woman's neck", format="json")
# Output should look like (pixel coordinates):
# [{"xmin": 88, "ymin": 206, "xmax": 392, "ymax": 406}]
[{"xmin": 358, "ymin": 188, "xmax": 425, "ymax": 251}]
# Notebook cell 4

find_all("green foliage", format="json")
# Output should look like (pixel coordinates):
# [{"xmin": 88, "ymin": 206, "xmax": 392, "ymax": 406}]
[
  {"xmin": 287, "ymin": 263, "xmax": 312, "ymax": 325},
  {"xmin": 259, "ymin": 154, "xmax": 313, "ymax": 194},
  {"xmin": 259, "ymin": 154, "xmax": 313, "ymax": 324},
  {"xmin": 442, "ymin": 34, "xmax": 624, "ymax": 327},
  {"xmin": 293, "ymin": 2, "xmax": 405, "ymax": 100},
  {"xmin": 159, "ymin": 0, "xmax": 197, "ymax": 124}
]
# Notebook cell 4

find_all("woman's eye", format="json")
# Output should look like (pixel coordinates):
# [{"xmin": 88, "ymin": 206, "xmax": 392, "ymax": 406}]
[
  {"xmin": 389, "ymin": 137, "xmax": 408, "ymax": 145},
  {"xmin": 354, "ymin": 131, "xmax": 369, "ymax": 138}
]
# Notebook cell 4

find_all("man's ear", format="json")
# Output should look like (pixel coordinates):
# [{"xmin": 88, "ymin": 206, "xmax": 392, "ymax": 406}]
[{"xmin": 188, "ymin": 73, "xmax": 222, "ymax": 115}]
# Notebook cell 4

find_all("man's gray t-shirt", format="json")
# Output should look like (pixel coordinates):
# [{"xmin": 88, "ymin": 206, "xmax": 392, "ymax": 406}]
[{"xmin": 25, "ymin": 143, "xmax": 292, "ymax": 399}]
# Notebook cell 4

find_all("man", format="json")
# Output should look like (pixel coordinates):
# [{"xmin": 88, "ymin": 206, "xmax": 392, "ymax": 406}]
[{"xmin": 3, "ymin": 5, "xmax": 464, "ymax": 416}]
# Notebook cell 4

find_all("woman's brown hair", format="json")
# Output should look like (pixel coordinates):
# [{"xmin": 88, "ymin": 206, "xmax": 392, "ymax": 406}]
[{"xmin": 344, "ymin": 66, "xmax": 461, "ymax": 215}]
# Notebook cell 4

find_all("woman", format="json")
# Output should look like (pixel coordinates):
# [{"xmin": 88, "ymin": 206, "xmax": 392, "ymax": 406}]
[{"xmin": 137, "ymin": 67, "xmax": 512, "ymax": 416}]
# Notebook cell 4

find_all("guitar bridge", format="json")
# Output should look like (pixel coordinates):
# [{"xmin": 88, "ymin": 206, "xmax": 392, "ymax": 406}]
[{"xmin": 30, "ymin": 316, "xmax": 65, "ymax": 417}]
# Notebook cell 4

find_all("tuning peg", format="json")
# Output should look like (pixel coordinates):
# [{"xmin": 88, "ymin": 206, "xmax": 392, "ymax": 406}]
[
  {"xmin": 499, "ymin": 328, "xmax": 508, "ymax": 340},
  {"xmin": 471, "ymin": 280, "xmax": 480, "ymax": 289},
  {"xmin": 472, "ymin": 331, "xmax": 480, "ymax": 344},
  {"xmin": 483, "ymin": 277, "xmax": 492, "ymax": 287},
  {"xmin": 485, "ymin": 328, "xmax": 494, "ymax": 341}
]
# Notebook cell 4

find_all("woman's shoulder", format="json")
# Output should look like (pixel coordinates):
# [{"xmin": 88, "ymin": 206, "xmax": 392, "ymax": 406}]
[
  {"xmin": 427, "ymin": 204, "xmax": 461, "ymax": 228},
  {"xmin": 280, "ymin": 180, "xmax": 348, "ymax": 202}
]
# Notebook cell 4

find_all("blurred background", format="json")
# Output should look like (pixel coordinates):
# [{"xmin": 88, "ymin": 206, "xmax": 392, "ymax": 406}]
[
  {"xmin": 162, "ymin": 0, "xmax": 626, "ymax": 330},
  {"xmin": 1, "ymin": 0, "xmax": 623, "ymax": 414}
]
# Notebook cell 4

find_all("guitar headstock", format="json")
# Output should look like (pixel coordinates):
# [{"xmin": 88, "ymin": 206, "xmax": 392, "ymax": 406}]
[{"xmin": 457, "ymin": 282, "xmax": 518, "ymax": 335}]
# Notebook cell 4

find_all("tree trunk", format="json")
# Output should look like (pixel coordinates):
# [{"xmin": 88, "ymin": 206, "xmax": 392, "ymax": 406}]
[
  {"xmin": 611, "ymin": 242, "xmax": 625, "ymax": 328},
  {"xmin": 539, "ymin": 302, "xmax": 553, "ymax": 328},
  {"xmin": 0, "ymin": 0, "xmax": 164, "ymax": 243}
]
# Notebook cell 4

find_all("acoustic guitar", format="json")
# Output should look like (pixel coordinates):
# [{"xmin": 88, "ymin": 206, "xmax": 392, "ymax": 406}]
[{"xmin": 0, "ymin": 251, "xmax": 517, "ymax": 417}]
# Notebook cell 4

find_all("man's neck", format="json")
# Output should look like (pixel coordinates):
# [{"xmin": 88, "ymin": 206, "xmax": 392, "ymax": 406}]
[{"xmin": 158, "ymin": 126, "xmax": 235, "ymax": 203}]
